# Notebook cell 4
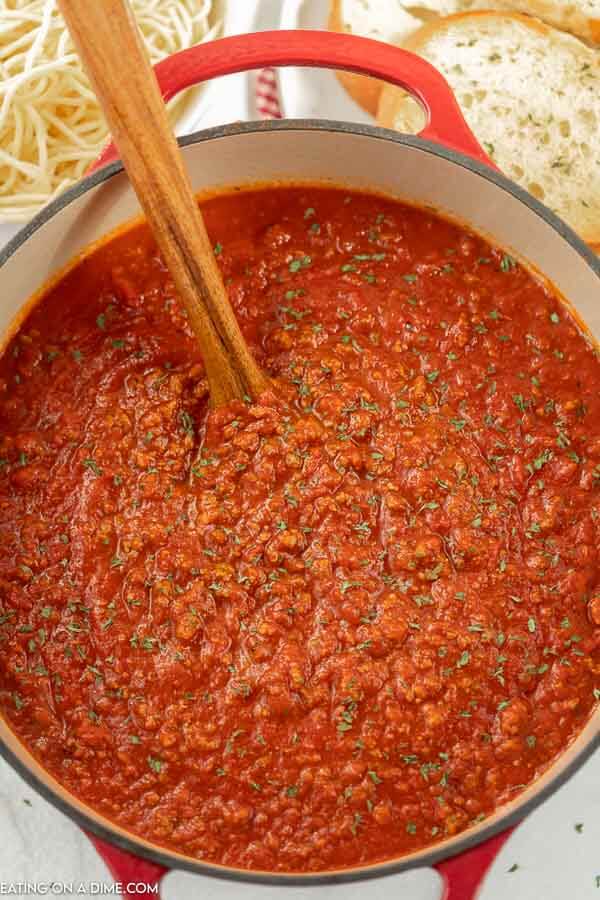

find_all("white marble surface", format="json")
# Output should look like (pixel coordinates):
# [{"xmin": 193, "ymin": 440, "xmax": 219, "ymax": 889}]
[{"xmin": 0, "ymin": 1, "xmax": 598, "ymax": 896}]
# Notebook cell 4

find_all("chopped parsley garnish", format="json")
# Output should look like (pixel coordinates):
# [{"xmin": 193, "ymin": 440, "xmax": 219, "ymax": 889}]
[
  {"xmin": 180, "ymin": 410, "xmax": 194, "ymax": 436},
  {"xmin": 500, "ymin": 254, "xmax": 517, "ymax": 272},
  {"xmin": 82, "ymin": 458, "xmax": 102, "ymax": 477},
  {"xmin": 289, "ymin": 256, "xmax": 311, "ymax": 273},
  {"xmin": 147, "ymin": 756, "xmax": 164, "ymax": 774}
]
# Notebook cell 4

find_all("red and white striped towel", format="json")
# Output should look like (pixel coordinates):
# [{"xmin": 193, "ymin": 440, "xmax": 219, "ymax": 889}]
[{"xmin": 255, "ymin": 67, "xmax": 283, "ymax": 119}]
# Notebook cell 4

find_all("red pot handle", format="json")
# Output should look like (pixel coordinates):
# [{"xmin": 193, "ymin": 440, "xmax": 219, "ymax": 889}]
[
  {"xmin": 88, "ymin": 824, "xmax": 516, "ymax": 898},
  {"xmin": 89, "ymin": 30, "xmax": 494, "ymax": 173},
  {"xmin": 87, "ymin": 834, "xmax": 167, "ymax": 898},
  {"xmin": 435, "ymin": 825, "xmax": 517, "ymax": 899}
]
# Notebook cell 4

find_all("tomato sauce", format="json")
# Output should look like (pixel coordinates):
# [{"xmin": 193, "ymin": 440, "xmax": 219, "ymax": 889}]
[{"xmin": 0, "ymin": 188, "xmax": 598, "ymax": 872}]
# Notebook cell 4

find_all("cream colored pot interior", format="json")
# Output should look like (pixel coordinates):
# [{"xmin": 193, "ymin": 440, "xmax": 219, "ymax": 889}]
[{"xmin": 1, "ymin": 125, "xmax": 598, "ymax": 877}]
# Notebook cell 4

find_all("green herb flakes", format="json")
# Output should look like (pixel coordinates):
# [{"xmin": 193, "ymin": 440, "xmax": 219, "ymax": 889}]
[{"xmin": 147, "ymin": 756, "xmax": 164, "ymax": 774}]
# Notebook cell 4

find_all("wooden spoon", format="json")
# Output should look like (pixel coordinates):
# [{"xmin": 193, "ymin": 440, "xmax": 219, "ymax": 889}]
[{"xmin": 57, "ymin": 0, "xmax": 268, "ymax": 407}]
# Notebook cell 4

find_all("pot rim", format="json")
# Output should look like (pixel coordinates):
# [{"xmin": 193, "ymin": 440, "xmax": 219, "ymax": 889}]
[
  {"xmin": 0, "ymin": 118, "xmax": 598, "ymax": 886},
  {"xmin": 3, "ymin": 118, "xmax": 600, "ymax": 279}
]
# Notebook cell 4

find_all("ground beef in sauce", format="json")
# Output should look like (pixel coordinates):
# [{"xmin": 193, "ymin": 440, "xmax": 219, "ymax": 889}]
[{"xmin": 0, "ymin": 188, "xmax": 598, "ymax": 872}]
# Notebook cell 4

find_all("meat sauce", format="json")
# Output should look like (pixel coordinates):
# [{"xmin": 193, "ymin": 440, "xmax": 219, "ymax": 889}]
[{"xmin": 0, "ymin": 188, "xmax": 598, "ymax": 872}]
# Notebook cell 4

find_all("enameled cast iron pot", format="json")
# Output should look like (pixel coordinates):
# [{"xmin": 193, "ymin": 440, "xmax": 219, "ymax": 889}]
[{"xmin": 1, "ymin": 30, "xmax": 599, "ymax": 900}]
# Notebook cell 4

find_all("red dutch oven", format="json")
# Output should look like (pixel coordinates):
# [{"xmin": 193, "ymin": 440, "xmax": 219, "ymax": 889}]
[{"xmin": 1, "ymin": 30, "xmax": 598, "ymax": 900}]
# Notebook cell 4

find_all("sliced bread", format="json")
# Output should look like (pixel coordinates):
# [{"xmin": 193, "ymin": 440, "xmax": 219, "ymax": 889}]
[
  {"xmin": 521, "ymin": 0, "xmax": 599, "ymax": 44},
  {"xmin": 376, "ymin": 12, "xmax": 600, "ymax": 245},
  {"xmin": 329, "ymin": 0, "xmax": 423, "ymax": 114},
  {"xmin": 330, "ymin": 0, "xmax": 600, "ymax": 114}
]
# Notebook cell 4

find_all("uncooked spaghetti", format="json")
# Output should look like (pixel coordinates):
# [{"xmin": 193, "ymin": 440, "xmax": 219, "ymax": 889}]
[{"xmin": 0, "ymin": 0, "xmax": 221, "ymax": 222}]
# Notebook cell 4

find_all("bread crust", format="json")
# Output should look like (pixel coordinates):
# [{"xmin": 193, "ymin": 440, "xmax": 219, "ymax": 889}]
[
  {"xmin": 329, "ymin": 0, "xmax": 384, "ymax": 115},
  {"xmin": 509, "ymin": 0, "xmax": 599, "ymax": 44}
]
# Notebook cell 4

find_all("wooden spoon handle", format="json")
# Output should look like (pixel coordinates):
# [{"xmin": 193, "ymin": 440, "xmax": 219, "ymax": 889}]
[{"xmin": 58, "ymin": 0, "xmax": 267, "ymax": 406}]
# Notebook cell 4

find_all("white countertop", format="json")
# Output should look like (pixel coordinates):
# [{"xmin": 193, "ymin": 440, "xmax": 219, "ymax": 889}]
[{"xmin": 0, "ymin": 1, "xmax": 597, "ymax": 896}]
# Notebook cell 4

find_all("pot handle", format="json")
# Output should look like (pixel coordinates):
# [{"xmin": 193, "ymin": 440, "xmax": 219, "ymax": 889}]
[
  {"xmin": 87, "ymin": 834, "xmax": 167, "ymax": 898},
  {"xmin": 89, "ymin": 30, "xmax": 494, "ymax": 173},
  {"xmin": 87, "ymin": 824, "xmax": 517, "ymax": 899},
  {"xmin": 434, "ymin": 826, "xmax": 517, "ymax": 899}
]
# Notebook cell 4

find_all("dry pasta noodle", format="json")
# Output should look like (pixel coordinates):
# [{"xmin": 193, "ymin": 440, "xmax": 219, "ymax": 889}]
[{"xmin": 0, "ymin": 0, "xmax": 221, "ymax": 222}]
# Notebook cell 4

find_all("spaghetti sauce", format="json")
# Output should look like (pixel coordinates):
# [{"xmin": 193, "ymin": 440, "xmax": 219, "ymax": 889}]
[{"xmin": 0, "ymin": 188, "xmax": 598, "ymax": 871}]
